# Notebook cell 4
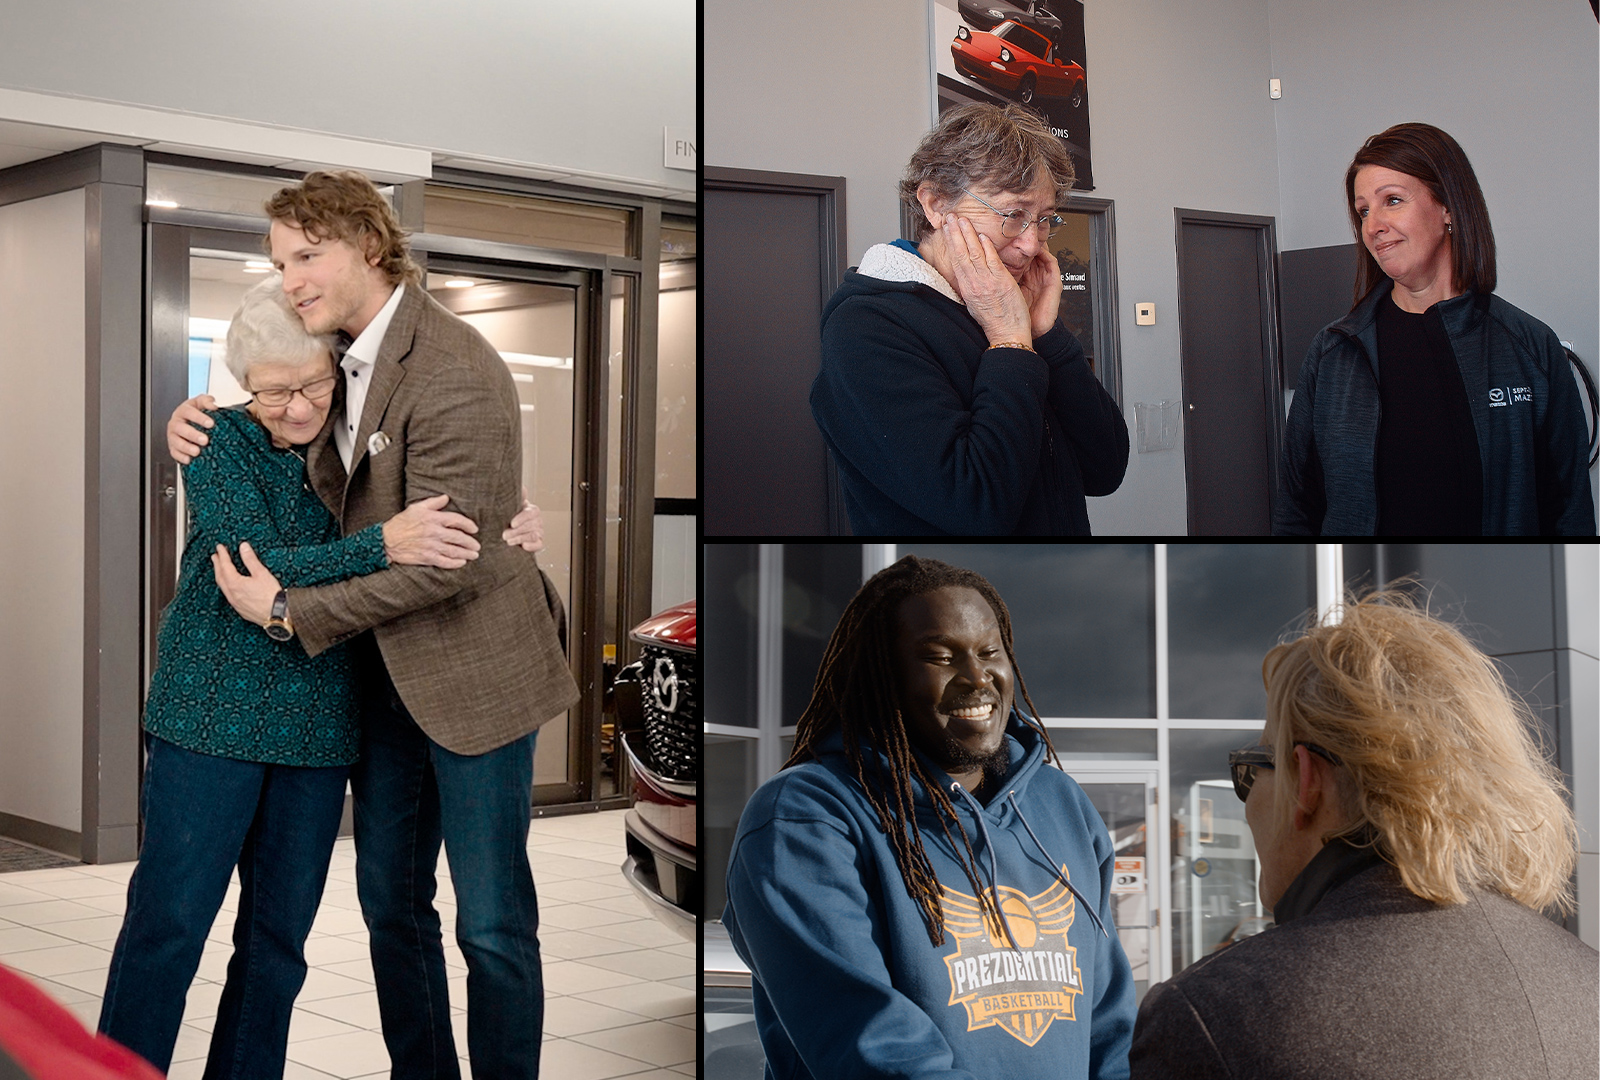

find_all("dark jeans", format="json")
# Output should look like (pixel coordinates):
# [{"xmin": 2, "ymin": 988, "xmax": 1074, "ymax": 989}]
[
  {"xmin": 99, "ymin": 735, "xmax": 348, "ymax": 1078},
  {"xmin": 352, "ymin": 659, "xmax": 542, "ymax": 1080}
]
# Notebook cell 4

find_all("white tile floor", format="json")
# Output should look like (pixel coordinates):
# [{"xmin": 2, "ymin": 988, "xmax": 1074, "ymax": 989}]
[{"xmin": 0, "ymin": 810, "xmax": 695, "ymax": 1079}]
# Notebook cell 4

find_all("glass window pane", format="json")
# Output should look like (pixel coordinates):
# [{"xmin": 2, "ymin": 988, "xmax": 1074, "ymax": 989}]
[
  {"xmin": 780, "ymin": 545, "xmax": 863, "ymax": 726},
  {"xmin": 1168, "ymin": 544, "xmax": 1316, "ymax": 720},
  {"xmin": 147, "ymin": 164, "xmax": 349, "ymax": 218},
  {"xmin": 705, "ymin": 734, "xmax": 758, "ymax": 920},
  {"xmin": 902, "ymin": 545, "xmax": 1155, "ymax": 718},
  {"xmin": 657, "ymin": 214, "xmax": 696, "ymax": 499},
  {"xmin": 1051, "ymin": 211, "xmax": 1095, "ymax": 373},
  {"xmin": 1169, "ymin": 728, "xmax": 1266, "ymax": 975},
  {"xmin": 705, "ymin": 544, "xmax": 760, "ymax": 728},
  {"xmin": 1049, "ymin": 728, "xmax": 1157, "ymax": 760},
  {"xmin": 423, "ymin": 185, "xmax": 633, "ymax": 256},
  {"xmin": 1078, "ymin": 782, "xmax": 1150, "ymax": 1000},
  {"xmin": 427, "ymin": 272, "xmax": 578, "ymax": 786}
]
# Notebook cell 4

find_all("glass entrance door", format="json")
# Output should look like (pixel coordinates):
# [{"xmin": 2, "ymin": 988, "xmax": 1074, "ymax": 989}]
[
  {"xmin": 1062, "ymin": 770, "xmax": 1157, "ymax": 1002},
  {"xmin": 146, "ymin": 222, "xmax": 610, "ymax": 809}
]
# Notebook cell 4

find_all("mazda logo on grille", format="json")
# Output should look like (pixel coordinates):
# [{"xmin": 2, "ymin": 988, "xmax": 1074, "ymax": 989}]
[{"xmin": 649, "ymin": 656, "xmax": 679, "ymax": 713}]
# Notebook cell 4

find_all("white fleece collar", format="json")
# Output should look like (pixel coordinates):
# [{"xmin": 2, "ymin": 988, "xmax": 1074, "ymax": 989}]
[{"xmin": 855, "ymin": 243, "xmax": 963, "ymax": 305}]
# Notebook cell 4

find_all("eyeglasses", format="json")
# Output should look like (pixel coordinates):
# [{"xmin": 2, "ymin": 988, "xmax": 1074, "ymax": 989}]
[
  {"xmin": 961, "ymin": 188, "xmax": 1065, "ymax": 239},
  {"xmin": 249, "ymin": 375, "xmax": 338, "ymax": 408},
  {"xmin": 1227, "ymin": 741, "xmax": 1343, "ymax": 802}
]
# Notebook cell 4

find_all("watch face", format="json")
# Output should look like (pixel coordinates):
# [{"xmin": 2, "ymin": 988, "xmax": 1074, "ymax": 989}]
[{"xmin": 265, "ymin": 621, "xmax": 294, "ymax": 642}]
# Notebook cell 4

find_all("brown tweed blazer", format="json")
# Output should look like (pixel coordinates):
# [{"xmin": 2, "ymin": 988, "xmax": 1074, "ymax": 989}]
[{"xmin": 285, "ymin": 283, "xmax": 580, "ymax": 755}]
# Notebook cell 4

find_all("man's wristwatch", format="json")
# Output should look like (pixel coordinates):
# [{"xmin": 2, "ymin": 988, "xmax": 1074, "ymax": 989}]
[{"xmin": 264, "ymin": 589, "xmax": 295, "ymax": 642}]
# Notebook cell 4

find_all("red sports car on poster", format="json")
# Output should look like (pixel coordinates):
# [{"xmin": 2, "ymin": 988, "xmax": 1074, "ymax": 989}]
[{"xmin": 952, "ymin": 20, "xmax": 1085, "ymax": 108}]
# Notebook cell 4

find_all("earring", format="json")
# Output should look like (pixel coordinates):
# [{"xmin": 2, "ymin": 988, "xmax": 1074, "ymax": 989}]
[{"xmin": 1446, "ymin": 223, "xmax": 1453, "ymax": 233}]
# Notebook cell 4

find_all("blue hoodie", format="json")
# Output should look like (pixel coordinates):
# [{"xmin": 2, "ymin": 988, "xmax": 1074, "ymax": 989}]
[{"xmin": 724, "ymin": 714, "xmax": 1135, "ymax": 1080}]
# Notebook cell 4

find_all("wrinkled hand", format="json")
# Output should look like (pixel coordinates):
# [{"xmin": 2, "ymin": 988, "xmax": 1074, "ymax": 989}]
[
  {"xmin": 943, "ymin": 217, "xmax": 1034, "ymax": 348},
  {"xmin": 503, "ymin": 486, "xmax": 545, "ymax": 553},
  {"xmin": 383, "ymin": 493, "xmax": 480, "ymax": 568},
  {"xmin": 1017, "ymin": 247, "xmax": 1063, "ymax": 341},
  {"xmin": 168, "ymin": 394, "xmax": 217, "ymax": 465},
  {"xmin": 211, "ymin": 542, "xmax": 282, "ymax": 626}
]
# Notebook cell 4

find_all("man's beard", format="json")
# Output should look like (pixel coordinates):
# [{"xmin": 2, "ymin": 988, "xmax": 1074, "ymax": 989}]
[{"xmin": 927, "ymin": 729, "xmax": 1010, "ymax": 784}]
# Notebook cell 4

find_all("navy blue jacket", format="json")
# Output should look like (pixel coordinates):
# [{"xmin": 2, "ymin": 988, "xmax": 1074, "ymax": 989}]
[
  {"xmin": 811, "ymin": 268, "xmax": 1128, "ymax": 535},
  {"xmin": 1275, "ymin": 287, "xmax": 1596, "ymax": 535},
  {"xmin": 725, "ymin": 717, "xmax": 1136, "ymax": 1080}
]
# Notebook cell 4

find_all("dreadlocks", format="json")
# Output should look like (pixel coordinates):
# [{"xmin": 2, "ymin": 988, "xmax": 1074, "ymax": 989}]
[{"xmin": 784, "ymin": 555, "xmax": 1057, "ymax": 947}]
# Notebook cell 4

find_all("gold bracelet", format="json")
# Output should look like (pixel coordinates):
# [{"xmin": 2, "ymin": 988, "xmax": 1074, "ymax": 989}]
[{"xmin": 987, "ymin": 341, "xmax": 1036, "ymax": 353}]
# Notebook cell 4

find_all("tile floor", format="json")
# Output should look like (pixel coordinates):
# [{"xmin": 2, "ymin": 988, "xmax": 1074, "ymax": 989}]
[{"xmin": 0, "ymin": 810, "xmax": 694, "ymax": 1079}]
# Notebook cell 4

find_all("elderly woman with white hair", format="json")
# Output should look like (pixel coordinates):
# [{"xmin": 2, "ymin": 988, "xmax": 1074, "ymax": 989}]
[{"xmin": 97, "ymin": 276, "xmax": 478, "ymax": 1079}]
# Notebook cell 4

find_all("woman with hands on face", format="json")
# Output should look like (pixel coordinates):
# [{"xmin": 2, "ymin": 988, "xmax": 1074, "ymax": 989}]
[{"xmin": 810, "ymin": 102, "xmax": 1128, "ymax": 536}]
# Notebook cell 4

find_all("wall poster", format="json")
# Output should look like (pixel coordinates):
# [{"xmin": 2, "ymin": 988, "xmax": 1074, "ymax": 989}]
[{"xmin": 933, "ymin": 0, "xmax": 1094, "ymax": 189}]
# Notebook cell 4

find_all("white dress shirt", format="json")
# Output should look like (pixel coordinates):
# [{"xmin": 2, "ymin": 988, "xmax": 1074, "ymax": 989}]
[{"xmin": 334, "ymin": 283, "xmax": 406, "ymax": 473}]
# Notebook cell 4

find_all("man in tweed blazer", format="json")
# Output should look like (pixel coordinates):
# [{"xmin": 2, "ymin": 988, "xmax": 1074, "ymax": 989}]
[
  {"xmin": 180, "ymin": 171, "xmax": 578, "ymax": 1080},
  {"xmin": 1131, "ymin": 592, "xmax": 1598, "ymax": 1080}
]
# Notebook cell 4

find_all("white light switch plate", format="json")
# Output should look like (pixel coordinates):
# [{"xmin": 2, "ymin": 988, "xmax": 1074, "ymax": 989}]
[{"xmin": 1135, "ymin": 302, "xmax": 1156, "ymax": 326}]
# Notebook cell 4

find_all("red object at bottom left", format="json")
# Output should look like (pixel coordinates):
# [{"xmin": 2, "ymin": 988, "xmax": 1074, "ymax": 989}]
[{"xmin": 0, "ymin": 963, "xmax": 164, "ymax": 1080}]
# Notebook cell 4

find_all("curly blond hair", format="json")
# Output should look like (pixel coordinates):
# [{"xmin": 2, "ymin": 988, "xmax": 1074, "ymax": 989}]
[
  {"xmin": 263, "ymin": 170, "xmax": 421, "ymax": 286},
  {"xmin": 1261, "ymin": 588, "xmax": 1577, "ymax": 914}
]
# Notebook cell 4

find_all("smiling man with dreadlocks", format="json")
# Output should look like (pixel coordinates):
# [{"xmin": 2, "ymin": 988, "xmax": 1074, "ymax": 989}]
[{"xmin": 724, "ymin": 555, "xmax": 1135, "ymax": 1080}]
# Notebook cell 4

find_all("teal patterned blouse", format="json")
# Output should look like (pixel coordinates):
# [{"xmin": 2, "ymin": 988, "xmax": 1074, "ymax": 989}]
[{"xmin": 143, "ymin": 406, "xmax": 387, "ymax": 766}]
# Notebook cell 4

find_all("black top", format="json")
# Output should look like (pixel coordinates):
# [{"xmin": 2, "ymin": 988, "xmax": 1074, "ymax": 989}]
[
  {"xmin": 1373, "ymin": 290, "xmax": 1483, "ymax": 534},
  {"xmin": 1272, "ymin": 837, "xmax": 1386, "ymax": 925}
]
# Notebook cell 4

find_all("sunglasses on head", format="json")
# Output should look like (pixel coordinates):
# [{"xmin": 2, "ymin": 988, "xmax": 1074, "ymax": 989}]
[{"xmin": 1227, "ymin": 741, "xmax": 1343, "ymax": 802}]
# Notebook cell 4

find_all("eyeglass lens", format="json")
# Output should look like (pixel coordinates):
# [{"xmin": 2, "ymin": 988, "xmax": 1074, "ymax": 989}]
[{"xmin": 254, "ymin": 376, "xmax": 337, "ymax": 406}]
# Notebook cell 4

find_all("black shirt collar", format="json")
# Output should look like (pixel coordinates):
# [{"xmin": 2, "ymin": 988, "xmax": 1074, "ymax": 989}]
[{"xmin": 1272, "ymin": 835, "xmax": 1387, "ymax": 925}]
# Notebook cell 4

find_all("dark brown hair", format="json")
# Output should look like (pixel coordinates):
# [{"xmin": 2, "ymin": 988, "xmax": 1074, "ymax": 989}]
[
  {"xmin": 785, "ymin": 555, "xmax": 1056, "ymax": 947},
  {"xmin": 1344, "ymin": 123, "xmax": 1496, "ymax": 308},
  {"xmin": 898, "ymin": 102, "xmax": 1076, "ymax": 242},
  {"xmin": 263, "ymin": 170, "xmax": 421, "ymax": 286}
]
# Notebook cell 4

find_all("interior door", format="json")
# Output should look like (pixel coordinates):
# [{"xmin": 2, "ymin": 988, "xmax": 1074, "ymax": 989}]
[
  {"xmin": 1174, "ymin": 211, "xmax": 1285, "ymax": 535},
  {"xmin": 146, "ymin": 223, "xmax": 615, "ymax": 809}
]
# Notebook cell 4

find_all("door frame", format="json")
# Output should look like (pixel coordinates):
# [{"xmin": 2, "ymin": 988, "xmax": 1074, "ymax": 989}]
[
  {"xmin": 704, "ymin": 166, "xmax": 850, "ymax": 535},
  {"xmin": 1172, "ymin": 209, "xmax": 1287, "ymax": 533},
  {"xmin": 145, "ymin": 212, "xmax": 629, "ymax": 815}
]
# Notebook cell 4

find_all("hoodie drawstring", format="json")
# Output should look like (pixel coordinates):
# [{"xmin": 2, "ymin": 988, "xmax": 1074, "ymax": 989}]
[
  {"xmin": 948, "ymin": 783, "xmax": 1109, "ymax": 941},
  {"xmin": 1006, "ymin": 790, "xmax": 1109, "ymax": 937},
  {"xmin": 949, "ymin": 782, "xmax": 1018, "ymax": 945}
]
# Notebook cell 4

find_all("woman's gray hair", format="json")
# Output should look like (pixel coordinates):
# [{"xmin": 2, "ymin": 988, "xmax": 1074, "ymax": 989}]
[
  {"xmin": 223, "ymin": 273, "xmax": 334, "ymax": 384},
  {"xmin": 898, "ymin": 102, "xmax": 1076, "ymax": 241}
]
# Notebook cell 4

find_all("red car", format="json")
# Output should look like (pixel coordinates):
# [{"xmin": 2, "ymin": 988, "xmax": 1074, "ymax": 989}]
[
  {"xmin": 952, "ymin": 20, "xmax": 1085, "ymax": 108},
  {"xmin": 616, "ymin": 601, "xmax": 696, "ymax": 941}
]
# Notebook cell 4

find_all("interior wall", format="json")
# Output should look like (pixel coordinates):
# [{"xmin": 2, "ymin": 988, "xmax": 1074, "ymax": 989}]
[
  {"xmin": 0, "ymin": 188, "xmax": 86, "ymax": 834},
  {"xmin": 0, "ymin": 0, "xmax": 694, "ymax": 196}
]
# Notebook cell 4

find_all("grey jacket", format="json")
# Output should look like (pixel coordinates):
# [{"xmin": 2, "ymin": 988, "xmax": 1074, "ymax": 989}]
[
  {"xmin": 1130, "ymin": 842, "xmax": 1599, "ymax": 1079},
  {"xmin": 1275, "ymin": 287, "xmax": 1596, "ymax": 535}
]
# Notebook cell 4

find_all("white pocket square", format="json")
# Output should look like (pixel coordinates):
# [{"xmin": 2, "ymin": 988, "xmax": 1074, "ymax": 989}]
[{"xmin": 367, "ymin": 431, "xmax": 392, "ymax": 456}]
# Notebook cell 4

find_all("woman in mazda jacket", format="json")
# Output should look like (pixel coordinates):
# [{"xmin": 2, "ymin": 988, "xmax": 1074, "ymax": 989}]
[{"xmin": 1274, "ymin": 122, "xmax": 1594, "ymax": 536}]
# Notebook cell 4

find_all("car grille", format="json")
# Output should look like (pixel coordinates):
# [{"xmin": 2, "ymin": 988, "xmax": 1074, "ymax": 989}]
[{"xmin": 640, "ymin": 645, "xmax": 698, "ymax": 782}]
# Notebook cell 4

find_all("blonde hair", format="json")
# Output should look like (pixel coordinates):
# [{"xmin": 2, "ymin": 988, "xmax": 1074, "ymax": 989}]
[{"xmin": 1261, "ymin": 588, "xmax": 1577, "ymax": 914}]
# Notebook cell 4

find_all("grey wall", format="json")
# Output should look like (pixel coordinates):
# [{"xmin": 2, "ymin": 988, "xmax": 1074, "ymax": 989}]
[
  {"xmin": 0, "ymin": 0, "xmax": 694, "ymax": 197},
  {"xmin": 708, "ymin": 0, "xmax": 1599, "ymax": 534}
]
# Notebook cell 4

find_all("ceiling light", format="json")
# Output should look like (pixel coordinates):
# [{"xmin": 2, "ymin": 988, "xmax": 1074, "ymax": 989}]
[
  {"xmin": 444, "ymin": 279, "xmax": 476, "ymax": 289},
  {"xmin": 145, "ymin": 199, "xmax": 179, "ymax": 209},
  {"xmin": 245, "ymin": 260, "xmax": 272, "ymax": 270}
]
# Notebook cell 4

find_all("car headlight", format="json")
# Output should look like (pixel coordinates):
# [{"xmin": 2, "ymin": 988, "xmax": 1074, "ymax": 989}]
[
  {"xmin": 956, "ymin": 25, "xmax": 970, "ymax": 40},
  {"xmin": 1000, "ymin": 47, "xmax": 1012, "ymax": 62}
]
